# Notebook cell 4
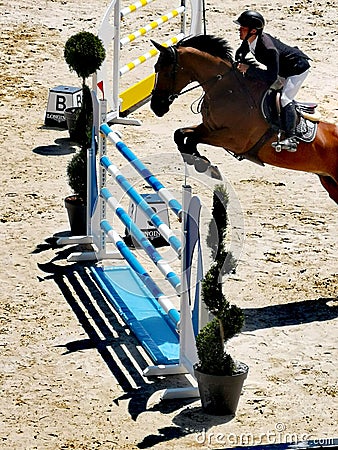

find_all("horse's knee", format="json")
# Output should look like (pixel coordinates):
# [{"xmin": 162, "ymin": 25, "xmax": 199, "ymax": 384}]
[{"xmin": 173, "ymin": 128, "xmax": 200, "ymax": 157}]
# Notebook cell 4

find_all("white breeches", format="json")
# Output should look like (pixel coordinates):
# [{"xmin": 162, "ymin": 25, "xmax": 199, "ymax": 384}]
[{"xmin": 280, "ymin": 69, "xmax": 310, "ymax": 107}]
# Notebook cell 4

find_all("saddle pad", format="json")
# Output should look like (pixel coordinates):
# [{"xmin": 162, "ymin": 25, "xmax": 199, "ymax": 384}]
[{"xmin": 296, "ymin": 116, "xmax": 318, "ymax": 143}]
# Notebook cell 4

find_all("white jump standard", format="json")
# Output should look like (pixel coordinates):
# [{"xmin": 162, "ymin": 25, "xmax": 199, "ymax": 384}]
[
  {"xmin": 89, "ymin": 101, "xmax": 205, "ymax": 398},
  {"xmin": 97, "ymin": 0, "xmax": 204, "ymax": 123}
]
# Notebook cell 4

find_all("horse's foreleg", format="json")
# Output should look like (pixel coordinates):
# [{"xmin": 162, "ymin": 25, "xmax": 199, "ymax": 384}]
[
  {"xmin": 174, "ymin": 127, "xmax": 201, "ymax": 158},
  {"xmin": 318, "ymin": 175, "xmax": 338, "ymax": 205},
  {"xmin": 174, "ymin": 126, "xmax": 222, "ymax": 179}
]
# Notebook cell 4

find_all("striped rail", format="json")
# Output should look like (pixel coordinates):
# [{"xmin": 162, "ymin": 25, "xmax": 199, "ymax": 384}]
[
  {"xmin": 120, "ymin": 0, "xmax": 157, "ymax": 18},
  {"xmin": 101, "ymin": 188, "xmax": 181, "ymax": 294},
  {"xmin": 100, "ymin": 123, "xmax": 183, "ymax": 219},
  {"xmin": 100, "ymin": 219, "xmax": 180, "ymax": 327},
  {"xmin": 120, "ymin": 6, "xmax": 185, "ymax": 46},
  {"xmin": 119, "ymin": 33, "xmax": 184, "ymax": 76},
  {"xmin": 100, "ymin": 155, "xmax": 182, "ymax": 256}
]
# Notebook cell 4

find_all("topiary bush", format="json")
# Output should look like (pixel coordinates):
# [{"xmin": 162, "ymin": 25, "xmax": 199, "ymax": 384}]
[
  {"xmin": 195, "ymin": 185, "xmax": 245, "ymax": 376},
  {"xmin": 64, "ymin": 31, "xmax": 106, "ymax": 83},
  {"xmin": 66, "ymin": 147, "xmax": 87, "ymax": 202},
  {"xmin": 64, "ymin": 32, "xmax": 105, "ymax": 203}
]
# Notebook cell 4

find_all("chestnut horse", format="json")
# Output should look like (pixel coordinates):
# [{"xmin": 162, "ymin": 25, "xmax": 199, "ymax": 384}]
[{"xmin": 150, "ymin": 35, "xmax": 338, "ymax": 205}]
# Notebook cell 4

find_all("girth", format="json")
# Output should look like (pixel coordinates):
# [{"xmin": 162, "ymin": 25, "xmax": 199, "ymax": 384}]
[{"xmin": 227, "ymin": 127, "xmax": 276, "ymax": 166}]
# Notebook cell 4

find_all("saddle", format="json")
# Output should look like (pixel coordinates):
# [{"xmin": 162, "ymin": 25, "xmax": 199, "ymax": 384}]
[{"xmin": 261, "ymin": 89, "xmax": 320, "ymax": 143}]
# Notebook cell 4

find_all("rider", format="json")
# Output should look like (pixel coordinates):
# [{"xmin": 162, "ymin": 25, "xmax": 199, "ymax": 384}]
[{"xmin": 234, "ymin": 10, "xmax": 311, "ymax": 151}]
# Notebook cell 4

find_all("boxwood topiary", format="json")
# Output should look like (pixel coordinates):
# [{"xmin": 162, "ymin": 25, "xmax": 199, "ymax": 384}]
[
  {"xmin": 64, "ymin": 31, "xmax": 106, "ymax": 83},
  {"xmin": 64, "ymin": 32, "xmax": 105, "ymax": 202},
  {"xmin": 195, "ymin": 185, "xmax": 245, "ymax": 376}
]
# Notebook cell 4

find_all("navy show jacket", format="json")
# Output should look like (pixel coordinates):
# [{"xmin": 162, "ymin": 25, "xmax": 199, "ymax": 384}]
[{"xmin": 237, "ymin": 32, "xmax": 311, "ymax": 84}]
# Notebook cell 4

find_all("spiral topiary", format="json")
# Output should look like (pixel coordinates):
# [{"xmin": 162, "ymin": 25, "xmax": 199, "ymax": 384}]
[{"xmin": 195, "ymin": 185, "xmax": 245, "ymax": 376}]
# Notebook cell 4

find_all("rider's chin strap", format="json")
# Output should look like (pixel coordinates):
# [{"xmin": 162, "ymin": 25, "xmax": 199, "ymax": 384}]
[
  {"xmin": 235, "ymin": 30, "xmax": 255, "ymax": 63},
  {"xmin": 244, "ymin": 30, "xmax": 255, "ymax": 41}
]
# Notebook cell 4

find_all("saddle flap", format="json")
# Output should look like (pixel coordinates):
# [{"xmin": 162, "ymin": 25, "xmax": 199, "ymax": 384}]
[{"xmin": 261, "ymin": 89, "xmax": 318, "ymax": 142}]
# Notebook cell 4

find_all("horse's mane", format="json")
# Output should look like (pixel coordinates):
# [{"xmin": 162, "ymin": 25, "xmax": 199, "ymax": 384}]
[{"xmin": 177, "ymin": 34, "xmax": 234, "ymax": 62}]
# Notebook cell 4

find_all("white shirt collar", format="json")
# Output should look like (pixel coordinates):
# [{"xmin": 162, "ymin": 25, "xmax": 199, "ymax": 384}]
[{"xmin": 249, "ymin": 36, "xmax": 258, "ymax": 54}]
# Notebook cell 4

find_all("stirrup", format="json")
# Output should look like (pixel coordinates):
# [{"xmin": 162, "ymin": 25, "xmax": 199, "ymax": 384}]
[
  {"xmin": 272, "ymin": 137, "xmax": 298, "ymax": 153},
  {"xmin": 280, "ymin": 137, "xmax": 298, "ymax": 152}
]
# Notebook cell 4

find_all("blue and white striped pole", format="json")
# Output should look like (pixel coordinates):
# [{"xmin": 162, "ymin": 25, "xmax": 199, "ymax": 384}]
[
  {"xmin": 100, "ymin": 219, "xmax": 180, "ymax": 328},
  {"xmin": 101, "ymin": 187, "xmax": 181, "ymax": 294},
  {"xmin": 101, "ymin": 155, "xmax": 182, "ymax": 257},
  {"xmin": 100, "ymin": 123, "xmax": 182, "ymax": 220}
]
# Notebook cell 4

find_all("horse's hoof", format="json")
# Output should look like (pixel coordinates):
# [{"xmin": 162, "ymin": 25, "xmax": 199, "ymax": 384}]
[
  {"xmin": 193, "ymin": 157, "xmax": 222, "ymax": 180},
  {"xmin": 194, "ymin": 156, "xmax": 210, "ymax": 173},
  {"xmin": 181, "ymin": 153, "xmax": 195, "ymax": 165},
  {"xmin": 209, "ymin": 165, "xmax": 222, "ymax": 180}
]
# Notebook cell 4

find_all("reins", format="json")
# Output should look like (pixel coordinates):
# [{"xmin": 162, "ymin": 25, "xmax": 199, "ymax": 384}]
[
  {"xmin": 231, "ymin": 62, "xmax": 258, "ymax": 109},
  {"xmin": 163, "ymin": 45, "xmax": 225, "ymax": 103},
  {"xmin": 169, "ymin": 73, "xmax": 224, "ymax": 101}
]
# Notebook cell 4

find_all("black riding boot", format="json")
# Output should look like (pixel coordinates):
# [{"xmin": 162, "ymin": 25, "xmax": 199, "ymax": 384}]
[{"xmin": 280, "ymin": 102, "xmax": 298, "ymax": 151}]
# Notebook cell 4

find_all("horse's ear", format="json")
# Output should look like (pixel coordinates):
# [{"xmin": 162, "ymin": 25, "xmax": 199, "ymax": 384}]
[{"xmin": 151, "ymin": 39, "xmax": 167, "ymax": 54}]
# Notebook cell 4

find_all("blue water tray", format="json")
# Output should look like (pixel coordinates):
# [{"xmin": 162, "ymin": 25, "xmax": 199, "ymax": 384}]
[{"xmin": 90, "ymin": 266, "xmax": 180, "ymax": 365}]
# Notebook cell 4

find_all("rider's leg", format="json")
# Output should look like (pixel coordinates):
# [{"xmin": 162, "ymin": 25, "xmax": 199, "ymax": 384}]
[
  {"xmin": 279, "ymin": 69, "xmax": 310, "ymax": 151},
  {"xmin": 280, "ymin": 102, "xmax": 298, "ymax": 149}
]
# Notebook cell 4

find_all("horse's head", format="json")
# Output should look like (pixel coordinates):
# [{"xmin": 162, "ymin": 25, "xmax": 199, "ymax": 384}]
[
  {"xmin": 150, "ymin": 40, "xmax": 192, "ymax": 117},
  {"xmin": 150, "ymin": 35, "xmax": 234, "ymax": 117}
]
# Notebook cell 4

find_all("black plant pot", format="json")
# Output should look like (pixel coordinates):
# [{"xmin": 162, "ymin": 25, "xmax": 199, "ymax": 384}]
[
  {"xmin": 64, "ymin": 107, "xmax": 81, "ymax": 142},
  {"xmin": 194, "ymin": 362, "xmax": 249, "ymax": 415},
  {"xmin": 64, "ymin": 195, "xmax": 87, "ymax": 236}
]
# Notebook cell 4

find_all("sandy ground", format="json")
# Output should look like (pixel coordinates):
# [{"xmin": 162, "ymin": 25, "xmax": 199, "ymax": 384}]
[{"xmin": 0, "ymin": 0, "xmax": 337, "ymax": 449}]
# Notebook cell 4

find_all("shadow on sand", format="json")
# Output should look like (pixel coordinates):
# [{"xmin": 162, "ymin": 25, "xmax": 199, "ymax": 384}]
[
  {"xmin": 33, "ymin": 137, "xmax": 77, "ymax": 156},
  {"xmin": 35, "ymin": 237, "xmax": 338, "ymax": 448}
]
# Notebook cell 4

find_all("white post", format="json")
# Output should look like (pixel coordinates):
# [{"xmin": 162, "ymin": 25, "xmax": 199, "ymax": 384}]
[
  {"xmin": 189, "ymin": 0, "xmax": 203, "ymax": 35},
  {"xmin": 143, "ymin": 184, "xmax": 201, "ymax": 399},
  {"xmin": 112, "ymin": 0, "xmax": 121, "ymax": 120}
]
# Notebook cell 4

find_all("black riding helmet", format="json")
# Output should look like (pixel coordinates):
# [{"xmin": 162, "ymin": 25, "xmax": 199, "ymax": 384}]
[{"xmin": 234, "ymin": 10, "xmax": 265, "ymax": 31}]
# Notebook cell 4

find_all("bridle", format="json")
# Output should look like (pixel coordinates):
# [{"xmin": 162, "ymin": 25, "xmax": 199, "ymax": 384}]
[
  {"xmin": 153, "ymin": 45, "xmax": 226, "ymax": 103},
  {"xmin": 153, "ymin": 44, "xmax": 257, "ymax": 110},
  {"xmin": 152, "ymin": 46, "xmax": 179, "ymax": 103}
]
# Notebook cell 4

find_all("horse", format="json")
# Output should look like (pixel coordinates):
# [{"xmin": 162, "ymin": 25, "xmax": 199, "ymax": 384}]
[{"xmin": 150, "ymin": 35, "xmax": 338, "ymax": 205}]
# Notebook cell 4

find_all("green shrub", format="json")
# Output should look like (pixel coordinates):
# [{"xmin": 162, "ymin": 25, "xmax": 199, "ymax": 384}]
[
  {"xmin": 64, "ymin": 31, "xmax": 106, "ymax": 82},
  {"xmin": 64, "ymin": 32, "xmax": 105, "ymax": 202},
  {"xmin": 195, "ymin": 185, "xmax": 244, "ymax": 376},
  {"xmin": 66, "ymin": 147, "xmax": 87, "ymax": 202}
]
